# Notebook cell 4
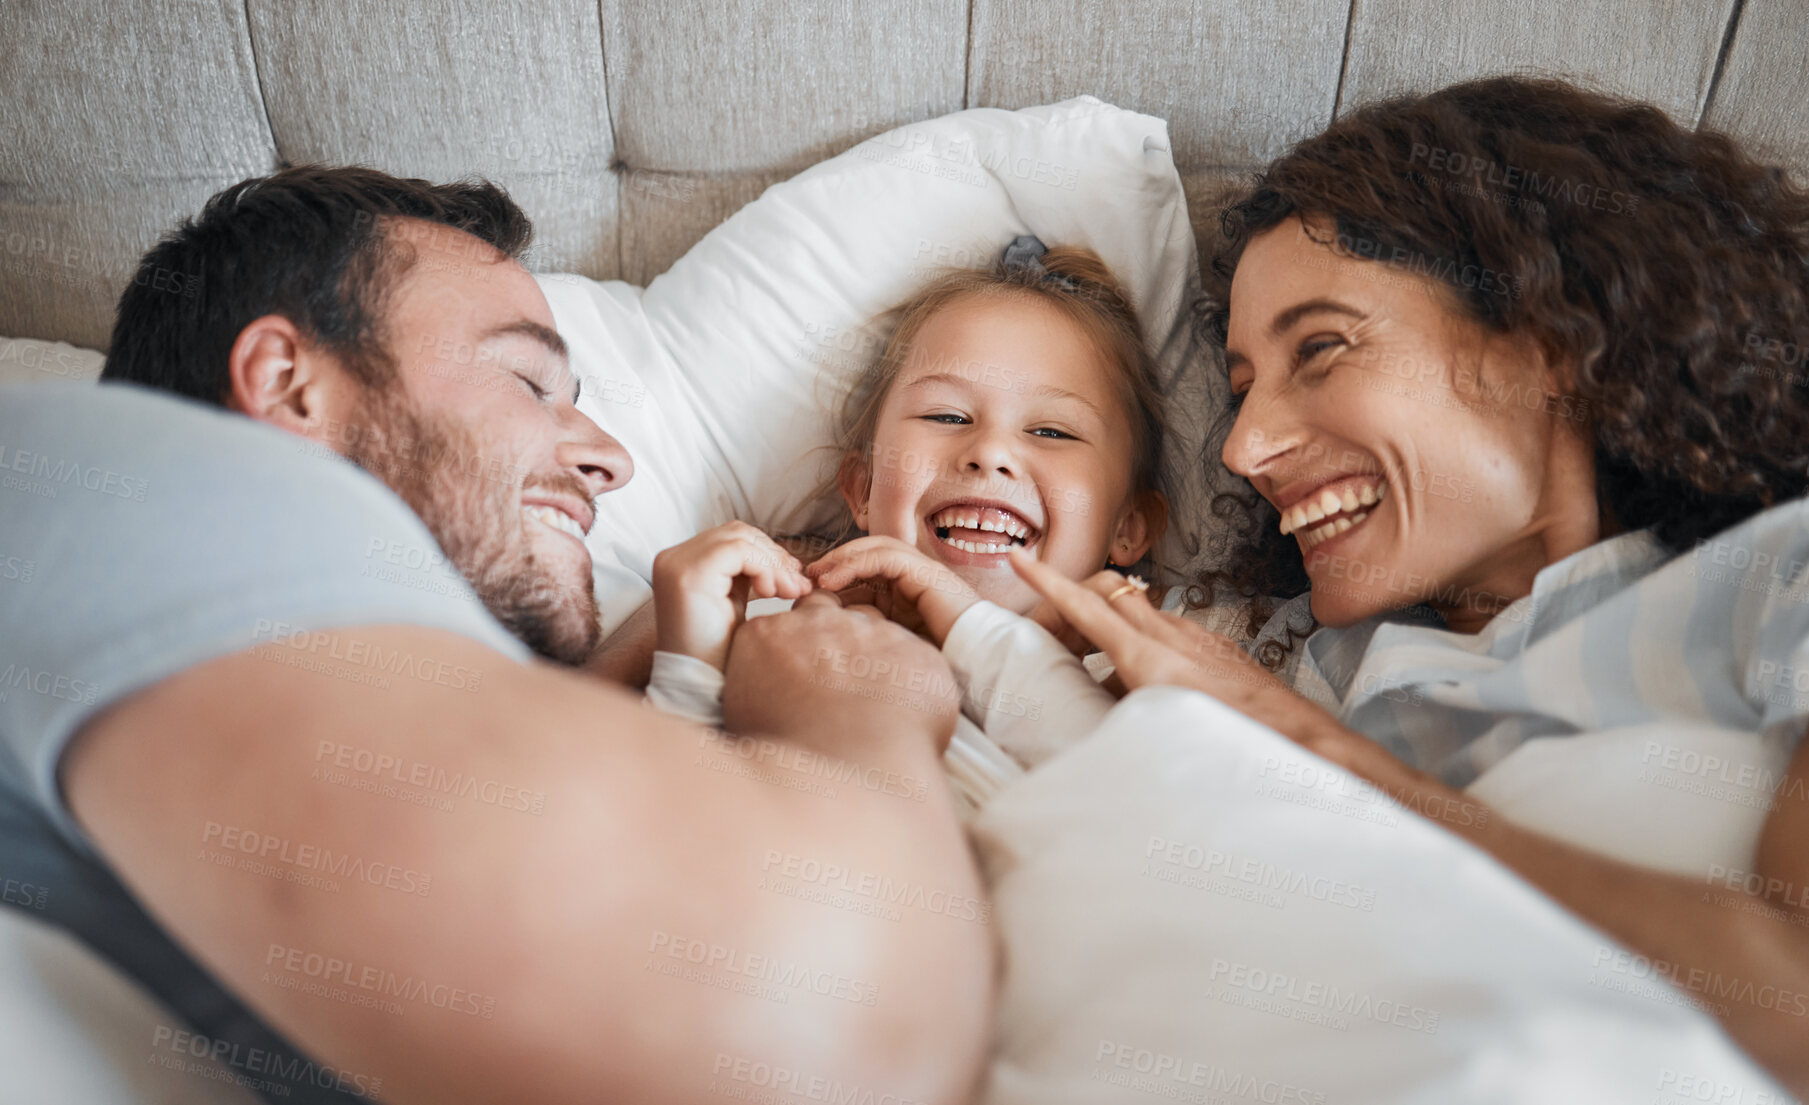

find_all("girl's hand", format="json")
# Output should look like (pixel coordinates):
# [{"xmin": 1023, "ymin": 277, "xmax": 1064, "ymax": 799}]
[
  {"xmin": 652, "ymin": 522, "xmax": 813, "ymax": 672},
  {"xmin": 805, "ymin": 536, "xmax": 981, "ymax": 646}
]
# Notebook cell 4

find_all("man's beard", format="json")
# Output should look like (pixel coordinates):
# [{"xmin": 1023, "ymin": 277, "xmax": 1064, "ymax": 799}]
[{"xmin": 342, "ymin": 386, "xmax": 601, "ymax": 665}]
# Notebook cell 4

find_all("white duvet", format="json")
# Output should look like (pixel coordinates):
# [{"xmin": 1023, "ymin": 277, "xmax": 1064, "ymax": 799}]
[
  {"xmin": 972, "ymin": 686, "xmax": 1790, "ymax": 1105},
  {"xmin": 2, "ymin": 687, "xmax": 1792, "ymax": 1103}
]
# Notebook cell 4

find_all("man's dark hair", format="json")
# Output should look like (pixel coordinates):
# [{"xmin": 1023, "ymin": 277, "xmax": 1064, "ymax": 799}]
[{"xmin": 102, "ymin": 165, "xmax": 533, "ymax": 403}]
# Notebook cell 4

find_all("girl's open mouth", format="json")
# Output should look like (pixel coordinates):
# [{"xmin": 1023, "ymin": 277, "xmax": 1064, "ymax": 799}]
[{"xmin": 927, "ymin": 503, "xmax": 1040, "ymax": 557}]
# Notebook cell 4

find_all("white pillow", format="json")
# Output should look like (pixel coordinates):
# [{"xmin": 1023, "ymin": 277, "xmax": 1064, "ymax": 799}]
[
  {"xmin": 542, "ymin": 97, "xmax": 1220, "ymax": 637},
  {"xmin": 971, "ymin": 686, "xmax": 1787, "ymax": 1104},
  {"xmin": 0, "ymin": 337, "xmax": 105, "ymax": 387}
]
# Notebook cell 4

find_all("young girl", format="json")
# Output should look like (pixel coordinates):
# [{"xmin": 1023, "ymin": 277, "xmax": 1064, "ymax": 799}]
[{"xmin": 644, "ymin": 238, "xmax": 1171, "ymax": 808}]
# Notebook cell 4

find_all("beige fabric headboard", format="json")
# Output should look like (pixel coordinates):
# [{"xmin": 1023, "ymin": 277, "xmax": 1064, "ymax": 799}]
[{"xmin": 3, "ymin": 0, "xmax": 1806, "ymax": 351}]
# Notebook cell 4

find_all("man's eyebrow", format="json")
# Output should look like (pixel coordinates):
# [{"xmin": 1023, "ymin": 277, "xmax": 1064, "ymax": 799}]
[
  {"xmin": 1268, "ymin": 298, "xmax": 1365, "ymax": 338},
  {"xmin": 480, "ymin": 320, "xmax": 579, "ymax": 402},
  {"xmin": 480, "ymin": 319, "xmax": 569, "ymax": 361}
]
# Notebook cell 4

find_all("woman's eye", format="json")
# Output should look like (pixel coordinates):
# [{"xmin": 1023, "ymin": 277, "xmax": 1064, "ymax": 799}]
[
  {"xmin": 516, "ymin": 374, "xmax": 549, "ymax": 399},
  {"xmin": 1296, "ymin": 337, "xmax": 1342, "ymax": 366},
  {"xmin": 1226, "ymin": 389, "xmax": 1248, "ymax": 411}
]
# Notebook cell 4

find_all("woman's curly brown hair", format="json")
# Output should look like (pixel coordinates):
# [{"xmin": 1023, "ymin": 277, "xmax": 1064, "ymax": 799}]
[{"xmin": 1192, "ymin": 74, "xmax": 1809, "ymax": 659}]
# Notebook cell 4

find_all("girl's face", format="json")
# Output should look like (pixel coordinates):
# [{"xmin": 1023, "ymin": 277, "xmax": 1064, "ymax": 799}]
[
  {"xmin": 1221, "ymin": 215, "xmax": 1601, "ymax": 632},
  {"xmin": 843, "ymin": 294, "xmax": 1163, "ymax": 615}
]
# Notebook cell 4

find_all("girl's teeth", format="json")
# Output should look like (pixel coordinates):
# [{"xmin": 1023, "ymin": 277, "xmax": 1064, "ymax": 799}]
[
  {"xmin": 929, "ymin": 505, "xmax": 1034, "ymax": 542},
  {"xmin": 947, "ymin": 537, "xmax": 1011, "ymax": 554}
]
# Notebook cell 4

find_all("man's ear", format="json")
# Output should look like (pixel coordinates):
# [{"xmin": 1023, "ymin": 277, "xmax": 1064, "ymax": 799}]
[
  {"xmin": 225, "ymin": 315, "xmax": 349, "ymax": 443},
  {"xmin": 1108, "ymin": 489, "xmax": 1170, "ymax": 567},
  {"xmin": 836, "ymin": 451, "xmax": 872, "ymax": 532}
]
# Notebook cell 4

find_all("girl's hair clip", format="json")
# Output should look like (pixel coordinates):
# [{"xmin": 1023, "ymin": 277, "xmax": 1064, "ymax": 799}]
[
  {"xmin": 1001, "ymin": 234, "xmax": 1049, "ymax": 273},
  {"xmin": 1001, "ymin": 233, "xmax": 1081, "ymax": 294}
]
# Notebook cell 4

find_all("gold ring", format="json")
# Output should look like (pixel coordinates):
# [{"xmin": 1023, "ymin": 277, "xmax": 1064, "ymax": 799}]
[{"xmin": 1105, "ymin": 575, "xmax": 1149, "ymax": 603}]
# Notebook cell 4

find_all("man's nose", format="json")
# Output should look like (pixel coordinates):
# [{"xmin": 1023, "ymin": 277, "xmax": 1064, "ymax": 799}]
[{"xmin": 557, "ymin": 409, "xmax": 634, "ymax": 496}]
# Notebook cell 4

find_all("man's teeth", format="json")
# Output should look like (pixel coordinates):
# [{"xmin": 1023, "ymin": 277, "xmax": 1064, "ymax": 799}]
[
  {"xmin": 1278, "ymin": 478, "xmax": 1387, "ymax": 541},
  {"xmin": 523, "ymin": 504, "xmax": 585, "ymax": 540}
]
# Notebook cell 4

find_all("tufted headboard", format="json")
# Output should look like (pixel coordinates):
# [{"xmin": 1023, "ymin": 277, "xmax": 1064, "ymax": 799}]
[{"xmin": 4, "ymin": 0, "xmax": 1807, "ymax": 352}]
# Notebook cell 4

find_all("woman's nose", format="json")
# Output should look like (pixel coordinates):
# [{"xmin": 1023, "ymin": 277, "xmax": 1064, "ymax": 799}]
[{"xmin": 1220, "ymin": 397, "xmax": 1298, "ymax": 481}]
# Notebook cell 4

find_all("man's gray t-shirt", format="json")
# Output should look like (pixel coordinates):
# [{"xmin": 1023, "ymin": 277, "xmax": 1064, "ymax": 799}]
[{"xmin": 0, "ymin": 382, "xmax": 532, "ymax": 1102}]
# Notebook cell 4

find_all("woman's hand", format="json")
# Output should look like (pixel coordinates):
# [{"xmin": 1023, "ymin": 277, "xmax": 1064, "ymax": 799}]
[
  {"xmin": 1005, "ymin": 548, "xmax": 1284, "ymax": 706},
  {"xmin": 652, "ymin": 522, "xmax": 813, "ymax": 672},
  {"xmin": 806, "ymin": 536, "xmax": 981, "ymax": 646},
  {"xmin": 1004, "ymin": 547, "xmax": 1445, "ymax": 801}
]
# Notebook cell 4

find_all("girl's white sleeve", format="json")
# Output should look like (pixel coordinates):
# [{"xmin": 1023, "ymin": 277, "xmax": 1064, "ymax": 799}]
[
  {"xmin": 644, "ymin": 650, "xmax": 725, "ymax": 726},
  {"xmin": 940, "ymin": 600, "xmax": 1115, "ymax": 768}
]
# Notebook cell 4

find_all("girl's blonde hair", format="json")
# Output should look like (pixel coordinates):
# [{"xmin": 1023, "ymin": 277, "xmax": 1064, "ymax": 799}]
[{"xmin": 814, "ymin": 244, "xmax": 1171, "ymax": 576}]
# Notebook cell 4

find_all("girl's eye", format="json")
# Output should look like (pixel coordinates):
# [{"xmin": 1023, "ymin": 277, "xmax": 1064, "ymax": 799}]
[
  {"xmin": 921, "ymin": 413, "xmax": 968, "ymax": 424},
  {"xmin": 1226, "ymin": 389, "xmax": 1248, "ymax": 412},
  {"xmin": 1029, "ymin": 427, "xmax": 1076, "ymax": 440},
  {"xmin": 516, "ymin": 373, "xmax": 549, "ymax": 399}
]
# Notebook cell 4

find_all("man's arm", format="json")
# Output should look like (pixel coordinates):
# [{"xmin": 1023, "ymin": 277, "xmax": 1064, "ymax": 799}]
[
  {"xmin": 585, "ymin": 595, "xmax": 657, "ymax": 687},
  {"xmin": 65, "ymin": 623, "xmax": 992, "ymax": 1105}
]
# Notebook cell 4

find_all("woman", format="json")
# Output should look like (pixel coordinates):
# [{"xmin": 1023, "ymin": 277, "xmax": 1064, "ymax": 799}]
[{"xmin": 1010, "ymin": 75, "xmax": 1809, "ymax": 1094}]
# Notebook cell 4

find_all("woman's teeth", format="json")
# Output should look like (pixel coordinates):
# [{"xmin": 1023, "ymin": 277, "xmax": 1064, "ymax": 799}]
[
  {"xmin": 1278, "ymin": 478, "xmax": 1387, "ymax": 549},
  {"xmin": 523, "ymin": 504, "xmax": 585, "ymax": 541}
]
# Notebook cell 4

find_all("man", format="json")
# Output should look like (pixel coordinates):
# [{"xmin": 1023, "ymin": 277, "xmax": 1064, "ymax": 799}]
[
  {"xmin": 102, "ymin": 166, "xmax": 627, "ymax": 666},
  {"xmin": 0, "ymin": 167, "xmax": 991, "ymax": 1104}
]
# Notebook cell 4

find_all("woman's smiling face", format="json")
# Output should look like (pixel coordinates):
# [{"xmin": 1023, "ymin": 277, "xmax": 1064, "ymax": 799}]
[
  {"xmin": 844, "ymin": 293, "xmax": 1160, "ymax": 615},
  {"xmin": 1221, "ymin": 216, "xmax": 1602, "ymax": 632}
]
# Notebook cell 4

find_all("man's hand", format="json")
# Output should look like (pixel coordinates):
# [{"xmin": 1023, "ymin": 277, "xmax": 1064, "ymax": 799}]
[
  {"xmin": 723, "ymin": 590, "xmax": 961, "ymax": 757},
  {"xmin": 804, "ymin": 536, "xmax": 981, "ymax": 646},
  {"xmin": 653, "ymin": 522, "xmax": 813, "ymax": 671}
]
